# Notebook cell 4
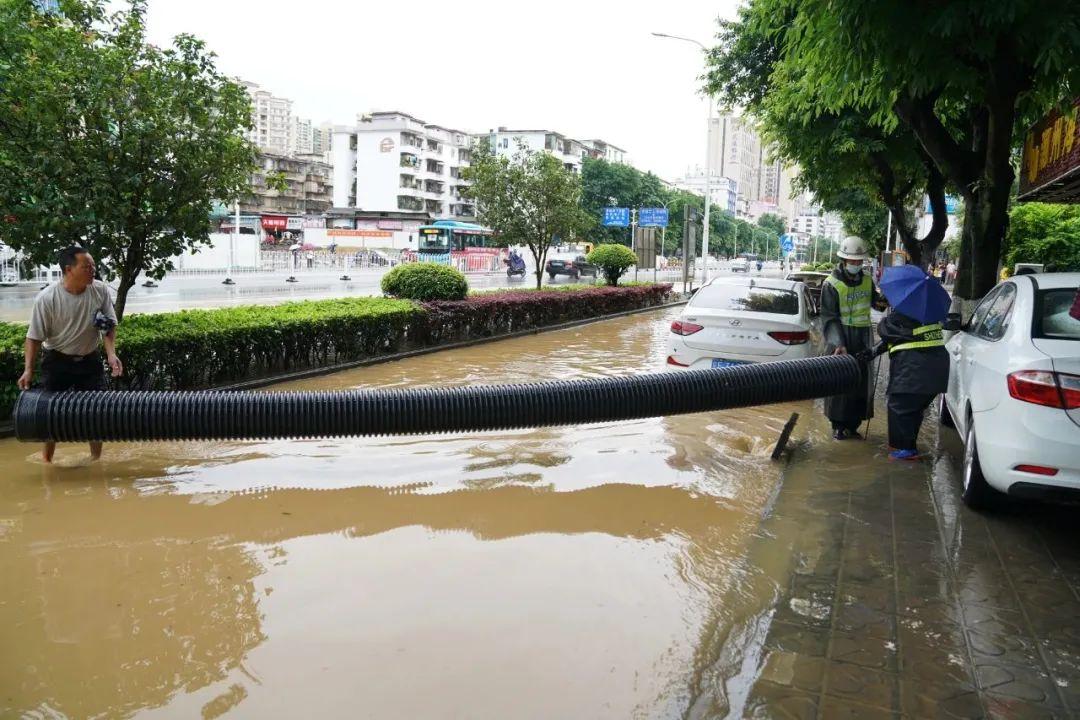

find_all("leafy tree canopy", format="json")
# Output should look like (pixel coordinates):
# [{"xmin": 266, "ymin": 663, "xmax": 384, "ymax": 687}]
[
  {"xmin": 0, "ymin": 0, "xmax": 258, "ymax": 320},
  {"xmin": 712, "ymin": 0, "xmax": 1080, "ymax": 298},
  {"xmin": 464, "ymin": 142, "xmax": 593, "ymax": 289},
  {"xmin": 1006, "ymin": 203, "xmax": 1080, "ymax": 271}
]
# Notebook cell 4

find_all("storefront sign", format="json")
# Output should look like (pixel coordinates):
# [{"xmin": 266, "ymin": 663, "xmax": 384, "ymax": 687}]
[
  {"xmin": 377, "ymin": 220, "xmax": 404, "ymax": 230},
  {"xmin": 327, "ymin": 229, "xmax": 394, "ymax": 238},
  {"xmin": 1020, "ymin": 97, "xmax": 1080, "ymax": 200},
  {"xmin": 261, "ymin": 215, "xmax": 288, "ymax": 230},
  {"xmin": 303, "ymin": 217, "xmax": 326, "ymax": 229},
  {"xmin": 286, "ymin": 217, "xmax": 304, "ymax": 230}
]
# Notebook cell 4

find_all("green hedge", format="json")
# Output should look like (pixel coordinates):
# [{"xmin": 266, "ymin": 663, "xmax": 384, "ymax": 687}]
[
  {"xmin": 1, "ymin": 285, "xmax": 674, "ymax": 421},
  {"xmin": 381, "ymin": 262, "xmax": 469, "ymax": 301}
]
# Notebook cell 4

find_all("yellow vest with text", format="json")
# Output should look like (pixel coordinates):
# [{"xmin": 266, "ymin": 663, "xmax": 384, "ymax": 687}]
[
  {"xmin": 888, "ymin": 322, "xmax": 945, "ymax": 354},
  {"xmin": 825, "ymin": 274, "xmax": 873, "ymax": 328}
]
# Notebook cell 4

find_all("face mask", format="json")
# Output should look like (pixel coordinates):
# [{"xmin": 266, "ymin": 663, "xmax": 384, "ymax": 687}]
[{"xmin": 844, "ymin": 263, "xmax": 862, "ymax": 275}]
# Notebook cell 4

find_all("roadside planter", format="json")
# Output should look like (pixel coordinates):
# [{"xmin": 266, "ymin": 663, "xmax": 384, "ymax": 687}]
[{"xmin": 0, "ymin": 284, "xmax": 674, "ymax": 419}]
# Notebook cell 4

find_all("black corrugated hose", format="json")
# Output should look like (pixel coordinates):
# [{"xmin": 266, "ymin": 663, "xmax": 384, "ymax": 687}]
[{"xmin": 13, "ymin": 355, "xmax": 864, "ymax": 443}]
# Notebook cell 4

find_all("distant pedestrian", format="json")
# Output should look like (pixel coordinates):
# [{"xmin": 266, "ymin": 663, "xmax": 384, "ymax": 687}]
[
  {"xmin": 946, "ymin": 261, "xmax": 957, "ymax": 284},
  {"xmin": 328, "ymin": 241, "xmax": 337, "ymax": 255},
  {"xmin": 17, "ymin": 246, "xmax": 123, "ymax": 463},
  {"xmin": 306, "ymin": 250, "xmax": 314, "ymax": 269}
]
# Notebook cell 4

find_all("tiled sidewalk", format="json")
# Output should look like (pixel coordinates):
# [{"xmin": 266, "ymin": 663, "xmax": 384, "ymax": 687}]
[{"xmin": 744, "ymin": 430, "xmax": 1080, "ymax": 719}]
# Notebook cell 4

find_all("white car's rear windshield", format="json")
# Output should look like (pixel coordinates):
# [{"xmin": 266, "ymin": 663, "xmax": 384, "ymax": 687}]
[
  {"xmin": 1035, "ymin": 288, "xmax": 1080, "ymax": 340},
  {"xmin": 692, "ymin": 285, "xmax": 799, "ymax": 315}
]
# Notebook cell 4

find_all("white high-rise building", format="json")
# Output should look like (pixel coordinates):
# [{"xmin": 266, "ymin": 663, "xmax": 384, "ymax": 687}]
[
  {"xmin": 332, "ymin": 112, "xmax": 475, "ymax": 219},
  {"xmin": 242, "ymin": 81, "xmax": 293, "ymax": 155},
  {"xmin": 312, "ymin": 123, "xmax": 333, "ymax": 157},
  {"xmin": 708, "ymin": 113, "xmax": 762, "ymax": 209},
  {"xmin": 290, "ymin": 116, "xmax": 314, "ymax": 156}
]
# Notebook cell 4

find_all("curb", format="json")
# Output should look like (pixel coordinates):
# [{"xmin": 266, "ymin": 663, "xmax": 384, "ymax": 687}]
[{"xmin": 1, "ymin": 299, "xmax": 686, "ymax": 439}]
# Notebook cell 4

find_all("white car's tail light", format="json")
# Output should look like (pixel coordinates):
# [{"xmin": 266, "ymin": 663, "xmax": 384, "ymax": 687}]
[
  {"xmin": 671, "ymin": 320, "xmax": 704, "ymax": 336},
  {"xmin": 666, "ymin": 355, "xmax": 689, "ymax": 367},
  {"xmin": 767, "ymin": 330, "xmax": 810, "ymax": 345},
  {"xmin": 1007, "ymin": 370, "xmax": 1080, "ymax": 410},
  {"xmin": 1014, "ymin": 464, "xmax": 1060, "ymax": 476}
]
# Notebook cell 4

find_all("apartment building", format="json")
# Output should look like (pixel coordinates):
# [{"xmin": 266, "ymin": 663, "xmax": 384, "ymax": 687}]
[
  {"xmin": 331, "ymin": 112, "xmax": 476, "ymax": 220},
  {"xmin": 672, "ymin": 170, "xmax": 739, "ymax": 215},
  {"xmin": 583, "ymin": 139, "xmax": 628, "ymax": 165},
  {"xmin": 708, "ymin": 114, "xmax": 763, "ymax": 209},
  {"xmin": 482, "ymin": 128, "xmax": 591, "ymax": 172},
  {"xmin": 242, "ymin": 81, "xmax": 293, "ymax": 155},
  {"xmin": 239, "ymin": 152, "xmax": 333, "ymax": 216},
  {"xmin": 290, "ymin": 117, "xmax": 314, "ymax": 156}
]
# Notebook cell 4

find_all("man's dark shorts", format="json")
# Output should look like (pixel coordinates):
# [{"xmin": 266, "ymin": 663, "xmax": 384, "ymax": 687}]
[{"xmin": 40, "ymin": 350, "xmax": 107, "ymax": 392}]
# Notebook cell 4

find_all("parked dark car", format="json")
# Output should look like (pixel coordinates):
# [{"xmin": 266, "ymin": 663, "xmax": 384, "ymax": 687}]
[{"xmin": 546, "ymin": 254, "xmax": 598, "ymax": 280}]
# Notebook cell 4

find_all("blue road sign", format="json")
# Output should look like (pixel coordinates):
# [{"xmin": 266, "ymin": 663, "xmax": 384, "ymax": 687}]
[
  {"xmin": 602, "ymin": 207, "xmax": 630, "ymax": 227},
  {"xmin": 780, "ymin": 234, "xmax": 795, "ymax": 254},
  {"xmin": 638, "ymin": 207, "xmax": 669, "ymax": 227}
]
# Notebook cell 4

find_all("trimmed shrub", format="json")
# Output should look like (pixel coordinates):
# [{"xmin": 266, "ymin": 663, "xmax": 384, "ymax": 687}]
[
  {"xmin": 0, "ymin": 284, "xmax": 674, "ymax": 420},
  {"xmin": 587, "ymin": 244, "xmax": 638, "ymax": 286},
  {"xmin": 381, "ymin": 262, "xmax": 468, "ymax": 301},
  {"xmin": 415, "ymin": 284, "xmax": 673, "ymax": 345}
]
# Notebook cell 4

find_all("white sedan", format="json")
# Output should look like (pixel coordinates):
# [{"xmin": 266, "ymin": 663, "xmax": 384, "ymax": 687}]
[
  {"xmin": 666, "ymin": 276, "xmax": 824, "ymax": 370},
  {"xmin": 942, "ymin": 272, "xmax": 1080, "ymax": 508}
]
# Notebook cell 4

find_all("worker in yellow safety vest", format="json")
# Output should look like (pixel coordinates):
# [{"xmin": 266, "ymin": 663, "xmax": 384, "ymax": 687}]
[
  {"xmin": 873, "ymin": 302, "xmax": 950, "ymax": 461},
  {"xmin": 820, "ymin": 236, "xmax": 886, "ymax": 440}
]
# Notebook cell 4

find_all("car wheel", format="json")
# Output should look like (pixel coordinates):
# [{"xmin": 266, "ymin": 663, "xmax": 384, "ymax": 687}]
[
  {"xmin": 938, "ymin": 394, "xmax": 955, "ymax": 429},
  {"xmin": 961, "ymin": 420, "xmax": 997, "ymax": 510},
  {"xmin": 548, "ymin": 272, "xmax": 556, "ymax": 280}
]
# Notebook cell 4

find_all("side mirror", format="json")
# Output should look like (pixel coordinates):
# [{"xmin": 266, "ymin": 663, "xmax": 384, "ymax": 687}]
[{"xmin": 943, "ymin": 313, "xmax": 962, "ymax": 332}]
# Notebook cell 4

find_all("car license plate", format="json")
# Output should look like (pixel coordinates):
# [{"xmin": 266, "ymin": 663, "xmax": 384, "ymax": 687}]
[{"xmin": 712, "ymin": 358, "xmax": 748, "ymax": 369}]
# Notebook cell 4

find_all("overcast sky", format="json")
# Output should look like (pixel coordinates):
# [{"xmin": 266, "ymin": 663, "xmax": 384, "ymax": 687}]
[{"xmin": 137, "ymin": 0, "xmax": 740, "ymax": 181}]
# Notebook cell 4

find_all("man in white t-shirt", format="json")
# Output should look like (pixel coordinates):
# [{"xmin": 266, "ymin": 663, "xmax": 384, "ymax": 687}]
[{"xmin": 17, "ymin": 246, "xmax": 123, "ymax": 462}]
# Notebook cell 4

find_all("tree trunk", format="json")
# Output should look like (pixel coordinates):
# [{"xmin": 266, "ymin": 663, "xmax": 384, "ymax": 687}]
[
  {"xmin": 894, "ymin": 61, "xmax": 1027, "ymax": 300},
  {"xmin": 530, "ymin": 244, "xmax": 547, "ymax": 290},
  {"xmin": 955, "ymin": 186, "xmax": 1008, "ymax": 300}
]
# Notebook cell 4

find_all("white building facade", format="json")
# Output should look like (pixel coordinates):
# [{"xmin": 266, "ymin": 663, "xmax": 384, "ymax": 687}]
[
  {"xmin": 332, "ymin": 112, "xmax": 475, "ymax": 220},
  {"xmin": 672, "ymin": 170, "xmax": 738, "ymax": 215},
  {"xmin": 243, "ymin": 81, "xmax": 293, "ymax": 155},
  {"xmin": 481, "ymin": 128, "xmax": 591, "ymax": 173}
]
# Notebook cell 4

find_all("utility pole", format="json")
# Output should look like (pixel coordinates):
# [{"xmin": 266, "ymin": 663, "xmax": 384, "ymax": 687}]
[
  {"xmin": 224, "ymin": 199, "xmax": 238, "ymax": 285},
  {"xmin": 631, "ymin": 207, "xmax": 638, "ymax": 282},
  {"xmin": 652, "ymin": 32, "xmax": 711, "ymax": 285}
]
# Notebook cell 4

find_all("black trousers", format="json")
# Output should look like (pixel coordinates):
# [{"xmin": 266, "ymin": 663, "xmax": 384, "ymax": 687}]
[{"xmin": 887, "ymin": 392, "xmax": 936, "ymax": 450}]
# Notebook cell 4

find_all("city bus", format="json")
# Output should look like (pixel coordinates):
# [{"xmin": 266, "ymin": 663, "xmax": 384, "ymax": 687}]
[
  {"xmin": 418, "ymin": 220, "xmax": 494, "ymax": 253},
  {"xmin": 416, "ymin": 220, "xmax": 503, "ymax": 272}
]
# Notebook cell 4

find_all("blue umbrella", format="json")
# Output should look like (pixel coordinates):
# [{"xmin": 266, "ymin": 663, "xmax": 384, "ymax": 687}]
[{"xmin": 879, "ymin": 265, "xmax": 952, "ymax": 324}]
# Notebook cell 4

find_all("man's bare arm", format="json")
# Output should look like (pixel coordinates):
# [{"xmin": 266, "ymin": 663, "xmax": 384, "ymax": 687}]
[{"xmin": 18, "ymin": 338, "xmax": 41, "ymax": 390}]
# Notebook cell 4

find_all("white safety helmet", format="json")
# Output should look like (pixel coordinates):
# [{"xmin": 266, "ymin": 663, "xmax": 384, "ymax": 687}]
[{"xmin": 837, "ymin": 236, "xmax": 870, "ymax": 261}]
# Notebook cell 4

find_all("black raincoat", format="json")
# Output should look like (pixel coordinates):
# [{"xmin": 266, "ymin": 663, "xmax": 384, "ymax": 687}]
[
  {"xmin": 876, "ymin": 311, "xmax": 950, "ymax": 395},
  {"xmin": 820, "ymin": 266, "xmax": 883, "ymax": 430}
]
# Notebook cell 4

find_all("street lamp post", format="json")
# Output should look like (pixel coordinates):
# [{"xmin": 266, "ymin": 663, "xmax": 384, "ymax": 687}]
[{"xmin": 652, "ymin": 32, "xmax": 712, "ymax": 285}]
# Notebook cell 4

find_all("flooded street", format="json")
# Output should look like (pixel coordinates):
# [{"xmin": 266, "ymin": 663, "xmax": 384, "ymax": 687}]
[{"xmin": 2, "ymin": 307, "xmax": 1078, "ymax": 719}]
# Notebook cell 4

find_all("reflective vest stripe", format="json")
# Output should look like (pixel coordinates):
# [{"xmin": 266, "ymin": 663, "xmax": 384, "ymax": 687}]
[
  {"xmin": 825, "ymin": 274, "xmax": 872, "ymax": 327},
  {"xmin": 889, "ymin": 322, "xmax": 945, "ymax": 353}
]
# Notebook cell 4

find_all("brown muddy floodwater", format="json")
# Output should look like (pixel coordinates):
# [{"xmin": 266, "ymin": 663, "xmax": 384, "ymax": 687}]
[{"xmin": 0, "ymin": 307, "xmax": 877, "ymax": 719}]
